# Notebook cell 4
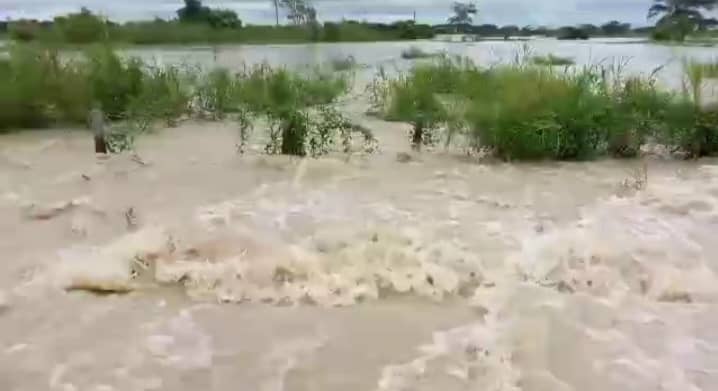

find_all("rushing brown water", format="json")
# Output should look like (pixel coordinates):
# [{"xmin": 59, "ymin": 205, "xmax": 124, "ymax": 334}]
[{"xmin": 2, "ymin": 101, "xmax": 718, "ymax": 390}]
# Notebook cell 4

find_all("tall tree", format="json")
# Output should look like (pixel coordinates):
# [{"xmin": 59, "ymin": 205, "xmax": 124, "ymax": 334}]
[
  {"xmin": 280, "ymin": 0, "xmax": 315, "ymax": 25},
  {"xmin": 448, "ymin": 2, "xmax": 478, "ymax": 25},
  {"xmin": 177, "ymin": 0, "xmax": 209, "ymax": 22},
  {"xmin": 601, "ymin": 20, "xmax": 632, "ymax": 35},
  {"xmin": 648, "ymin": 0, "xmax": 718, "ymax": 39}
]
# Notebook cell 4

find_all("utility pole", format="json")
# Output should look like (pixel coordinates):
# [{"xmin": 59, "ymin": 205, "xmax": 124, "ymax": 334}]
[{"xmin": 413, "ymin": 10, "xmax": 416, "ymax": 22}]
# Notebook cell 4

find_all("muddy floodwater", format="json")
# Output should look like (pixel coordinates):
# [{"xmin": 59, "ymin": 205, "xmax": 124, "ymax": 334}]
[{"xmin": 2, "ymin": 40, "xmax": 718, "ymax": 390}]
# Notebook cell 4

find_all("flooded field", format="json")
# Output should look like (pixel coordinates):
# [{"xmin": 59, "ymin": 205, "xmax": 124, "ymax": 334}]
[
  {"xmin": 2, "ymin": 40, "xmax": 718, "ymax": 390},
  {"xmin": 124, "ymin": 38, "xmax": 718, "ymax": 90}
]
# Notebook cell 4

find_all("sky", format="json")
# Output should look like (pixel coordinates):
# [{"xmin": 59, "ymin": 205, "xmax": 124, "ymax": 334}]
[{"xmin": 0, "ymin": 0, "xmax": 663, "ymax": 27}]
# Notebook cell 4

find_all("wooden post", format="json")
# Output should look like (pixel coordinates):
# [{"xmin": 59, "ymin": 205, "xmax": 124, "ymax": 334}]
[{"xmin": 90, "ymin": 105, "xmax": 108, "ymax": 154}]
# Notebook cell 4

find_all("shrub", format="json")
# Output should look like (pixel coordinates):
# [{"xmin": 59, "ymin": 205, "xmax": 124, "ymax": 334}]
[
  {"xmin": 383, "ymin": 57, "xmax": 714, "ymax": 160},
  {"xmin": 8, "ymin": 21, "xmax": 43, "ymax": 42},
  {"xmin": 386, "ymin": 69, "xmax": 447, "ymax": 149},
  {"xmin": 54, "ymin": 8, "xmax": 108, "ymax": 44},
  {"xmin": 128, "ymin": 65, "xmax": 191, "ymax": 128},
  {"xmin": 557, "ymin": 26, "xmax": 590, "ymax": 40},
  {"xmin": 195, "ymin": 68, "xmax": 240, "ymax": 118},
  {"xmin": 85, "ymin": 46, "xmax": 144, "ymax": 120},
  {"xmin": 323, "ymin": 22, "xmax": 341, "ymax": 41}
]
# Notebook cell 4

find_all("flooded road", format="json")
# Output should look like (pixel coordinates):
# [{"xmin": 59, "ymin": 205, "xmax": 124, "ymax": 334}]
[{"xmin": 2, "ymin": 96, "xmax": 718, "ymax": 390}]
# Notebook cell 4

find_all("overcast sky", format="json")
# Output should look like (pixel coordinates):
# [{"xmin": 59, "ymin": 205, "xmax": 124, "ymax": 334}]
[{"xmin": 0, "ymin": 0, "xmax": 663, "ymax": 27}]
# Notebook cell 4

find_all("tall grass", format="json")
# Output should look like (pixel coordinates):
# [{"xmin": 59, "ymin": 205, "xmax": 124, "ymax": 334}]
[
  {"xmin": 383, "ymin": 57, "xmax": 718, "ymax": 159},
  {"xmin": 0, "ymin": 44, "xmax": 356, "ymax": 157}
]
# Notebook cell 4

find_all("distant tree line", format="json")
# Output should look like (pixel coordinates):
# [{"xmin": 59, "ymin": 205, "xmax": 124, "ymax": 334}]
[
  {"xmin": 433, "ymin": 21, "xmax": 643, "ymax": 39},
  {"xmin": 3, "ymin": 0, "xmax": 434, "ymax": 44}
]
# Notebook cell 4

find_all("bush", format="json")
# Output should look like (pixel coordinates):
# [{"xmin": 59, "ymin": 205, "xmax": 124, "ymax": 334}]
[
  {"xmin": 323, "ymin": 22, "xmax": 341, "ymax": 41},
  {"xmin": 196, "ymin": 68, "xmax": 240, "ymax": 118},
  {"xmin": 0, "ymin": 45, "xmax": 356, "ymax": 159},
  {"xmin": 8, "ymin": 21, "xmax": 43, "ymax": 42},
  {"xmin": 54, "ymin": 8, "xmax": 108, "ymax": 44},
  {"xmin": 85, "ymin": 46, "xmax": 144, "ymax": 120},
  {"xmin": 557, "ymin": 26, "xmax": 590, "ymax": 40},
  {"xmin": 386, "ymin": 67, "xmax": 447, "ymax": 148},
  {"xmin": 383, "ymin": 57, "xmax": 716, "ymax": 160}
]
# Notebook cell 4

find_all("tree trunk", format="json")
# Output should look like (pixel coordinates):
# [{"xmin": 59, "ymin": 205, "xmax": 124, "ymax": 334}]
[
  {"xmin": 90, "ymin": 107, "xmax": 108, "ymax": 154},
  {"xmin": 411, "ymin": 122, "xmax": 424, "ymax": 150},
  {"xmin": 274, "ymin": 0, "xmax": 280, "ymax": 26}
]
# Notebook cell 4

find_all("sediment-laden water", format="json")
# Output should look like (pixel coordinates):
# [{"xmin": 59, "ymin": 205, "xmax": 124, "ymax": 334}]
[
  {"xmin": 2, "ymin": 40, "xmax": 718, "ymax": 390},
  {"xmin": 1, "ymin": 109, "xmax": 718, "ymax": 390}
]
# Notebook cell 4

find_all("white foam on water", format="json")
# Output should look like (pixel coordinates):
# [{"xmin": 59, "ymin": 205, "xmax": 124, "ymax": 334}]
[{"xmin": 30, "ymin": 159, "xmax": 718, "ymax": 390}]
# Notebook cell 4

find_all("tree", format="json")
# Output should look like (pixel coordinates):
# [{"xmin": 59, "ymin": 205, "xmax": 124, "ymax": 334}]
[
  {"xmin": 648, "ymin": 0, "xmax": 718, "ymax": 40},
  {"xmin": 272, "ymin": 0, "xmax": 280, "ymax": 26},
  {"xmin": 448, "ymin": 2, "xmax": 478, "ymax": 25},
  {"xmin": 177, "ymin": 0, "xmax": 210, "ymax": 22},
  {"xmin": 177, "ymin": 0, "xmax": 242, "ymax": 29},
  {"xmin": 207, "ymin": 9, "xmax": 242, "ymax": 28},
  {"xmin": 280, "ymin": 0, "xmax": 316, "ymax": 25},
  {"xmin": 601, "ymin": 20, "xmax": 632, "ymax": 35}
]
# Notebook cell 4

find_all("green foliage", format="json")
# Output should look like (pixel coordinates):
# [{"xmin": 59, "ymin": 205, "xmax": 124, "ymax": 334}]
[
  {"xmin": 384, "ymin": 56, "xmax": 716, "ymax": 160},
  {"xmin": 85, "ymin": 46, "xmax": 144, "ymax": 120},
  {"xmin": 448, "ymin": 2, "xmax": 478, "ymax": 25},
  {"xmin": 366, "ymin": 66, "xmax": 391, "ymax": 116},
  {"xmin": 648, "ymin": 0, "xmax": 716, "ymax": 42},
  {"xmin": 0, "ymin": 44, "xmax": 358, "ymax": 157},
  {"xmin": 196, "ymin": 68, "xmax": 240, "ymax": 119},
  {"xmin": 322, "ymin": 22, "xmax": 341, "ymax": 41},
  {"xmin": 177, "ymin": 0, "xmax": 241, "ymax": 28},
  {"xmin": 128, "ymin": 65, "xmax": 191, "ymax": 127},
  {"xmin": 531, "ymin": 54, "xmax": 575, "ymax": 66},
  {"xmin": 310, "ymin": 105, "xmax": 353, "ymax": 156},
  {"xmin": 278, "ymin": 109, "xmax": 310, "ymax": 156},
  {"xmin": 386, "ymin": 64, "xmax": 448, "ymax": 148},
  {"xmin": 557, "ymin": 26, "xmax": 590, "ymax": 40},
  {"xmin": 8, "ymin": 21, "xmax": 44, "ymax": 42},
  {"xmin": 53, "ymin": 8, "xmax": 108, "ymax": 44},
  {"xmin": 10, "ymin": 11, "xmax": 429, "ymax": 45}
]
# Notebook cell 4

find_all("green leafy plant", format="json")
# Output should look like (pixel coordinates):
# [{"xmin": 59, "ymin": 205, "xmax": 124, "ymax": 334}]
[{"xmin": 195, "ymin": 68, "xmax": 239, "ymax": 119}]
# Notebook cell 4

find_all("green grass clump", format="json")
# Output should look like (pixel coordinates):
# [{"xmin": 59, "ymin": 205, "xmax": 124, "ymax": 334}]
[
  {"xmin": 531, "ymin": 54, "xmax": 575, "ymax": 66},
  {"xmin": 384, "ymin": 57, "xmax": 718, "ymax": 160}
]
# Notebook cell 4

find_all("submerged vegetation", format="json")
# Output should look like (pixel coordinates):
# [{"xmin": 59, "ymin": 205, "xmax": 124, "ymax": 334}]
[
  {"xmin": 0, "ymin": 44, "xmax": 367, "ymax": 157},
  {"xmin": 3, "ymin": 41, "xmax": 718, "ymax": 162},
  {"xmin": 401, "ymin": 46, "xmax": 440, "ymax": 60},
  {"xmin": 531, "ymin": 54, "xmax": 575, "ymax": 66},
  {"xmin": 374, "ymin": 55, "xmax": 718, "ymax": 159}
]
